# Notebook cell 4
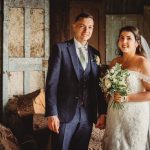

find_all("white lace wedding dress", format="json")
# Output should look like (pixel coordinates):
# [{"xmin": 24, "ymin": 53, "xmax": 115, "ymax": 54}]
[{"xmin": 103, "ymin": 70, "xmax": 150, "ymax": 150}]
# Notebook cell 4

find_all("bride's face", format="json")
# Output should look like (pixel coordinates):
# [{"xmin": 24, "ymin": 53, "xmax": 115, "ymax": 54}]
[{"xmin": 118, "ymin": 31, "xmax": 138, "ymax": 54}]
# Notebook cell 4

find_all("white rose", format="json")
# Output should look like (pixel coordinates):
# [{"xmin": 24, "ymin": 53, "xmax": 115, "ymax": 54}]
[
  {"xmin": 110, "ymin": 68, "xmax": 115, "ymax": 74},
  {"xmin": 119, "ymin": 80, "xmax": 126, "ymax": 86},
  {"xmin": 105, "ymin": 74, "xmax": 110, "ymax": 78}
]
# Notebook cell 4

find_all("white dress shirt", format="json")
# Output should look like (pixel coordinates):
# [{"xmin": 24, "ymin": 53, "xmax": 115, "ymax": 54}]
[{"xmin": 74, "ymin": 38, "xmax": 88, "ymax": 70}]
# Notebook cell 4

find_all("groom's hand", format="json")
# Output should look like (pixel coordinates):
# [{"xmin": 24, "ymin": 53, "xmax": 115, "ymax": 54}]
[
  {"xmin": 95, "ymin": 114, "xmax": 106, "ymax": 129},
  {"xmin": 47, "ymin": 115, "xmax": 60, "ymax": 134}
]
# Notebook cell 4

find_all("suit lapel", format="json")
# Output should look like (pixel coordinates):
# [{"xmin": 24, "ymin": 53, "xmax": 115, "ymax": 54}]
[
  {"xmin": 67, "ymin": 40, "xmax": 99, "ymax": 80},
  {"xmin": 67, "ymin": 40, "xmax": 80, "ymax": 81}
]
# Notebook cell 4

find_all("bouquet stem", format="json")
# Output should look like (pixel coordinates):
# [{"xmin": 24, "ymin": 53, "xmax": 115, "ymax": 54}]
[{"xmin": 109, "ymin": 100, "xmax": 124, "ymax": 110}]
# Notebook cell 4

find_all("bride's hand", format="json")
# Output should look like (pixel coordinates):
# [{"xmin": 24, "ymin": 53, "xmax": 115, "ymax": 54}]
[
  {"xmin": 114, "ymin": 92, "xmax": 128, "ymax": 103},
  {"xmin": 95, "ymin": 114, "xmax": 106, "ymax": 129},
  {"xmin": 114, "ymin": 92, "xmax": 122, "ymax": 103}
]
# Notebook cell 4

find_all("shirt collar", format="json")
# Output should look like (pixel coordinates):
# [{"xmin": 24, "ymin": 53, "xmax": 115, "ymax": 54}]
[{"xmin": 74, "ymin": 37, "xmax": 88, "ymax": 50}]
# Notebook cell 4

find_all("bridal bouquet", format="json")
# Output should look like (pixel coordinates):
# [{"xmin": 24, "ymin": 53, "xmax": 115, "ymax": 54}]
[{"xmin": 100, "ymin": 63, "xmax": 130, "ymax": 109}]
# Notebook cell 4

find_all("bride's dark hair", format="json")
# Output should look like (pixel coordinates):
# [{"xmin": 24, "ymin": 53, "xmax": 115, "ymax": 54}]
[{"xmin": 116, "ymin": 26, "xmax": 145, "ymax": 56}]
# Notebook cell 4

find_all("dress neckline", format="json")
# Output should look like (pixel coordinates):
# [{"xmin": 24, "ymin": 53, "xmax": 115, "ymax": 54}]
[{"xmin": 128, "ymin": 70, "xmax": 150, "ymax": 79}]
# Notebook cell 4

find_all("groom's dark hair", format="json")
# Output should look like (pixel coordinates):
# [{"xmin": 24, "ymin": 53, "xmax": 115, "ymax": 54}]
[{"xmin": 74, "ymin": 12, "xmax": 94, "ymax": 22}]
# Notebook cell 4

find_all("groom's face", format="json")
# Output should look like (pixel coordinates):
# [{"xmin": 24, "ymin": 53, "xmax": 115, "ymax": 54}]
[{"xmin": 73, "ymin": 18, "xmax": 94, "ymax": 44}]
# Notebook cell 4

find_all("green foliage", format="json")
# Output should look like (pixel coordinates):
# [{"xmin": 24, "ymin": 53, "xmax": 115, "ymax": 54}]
[{"xmin": 100, "ymin": 63, "xmax": 130, "ymax": 110}]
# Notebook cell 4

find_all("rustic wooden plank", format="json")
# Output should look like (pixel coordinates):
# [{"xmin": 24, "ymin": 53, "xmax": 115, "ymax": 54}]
[
  {"xmin": 30, "ymin": 8, "xmax": 44, "ymax": 57},
  {"xmin": 24, "ymin": 71, "xmax": 30, "ymax": 94},
  {"xmin": 44, "ymin": 0, "xmax": 50, "ymax": 58},
  {"xmin": 9, "ymin": 58, "xmax": 43, "ymax": 71},
  {"xmin": 3, "ymin": 1, "xmax": 10, "ymax": 107},
  {"xmin": 106, "ymin": 0, "xmax": 143, "ymax": 14},
  {"xmin": 30, "ymin": 71, "xmax": 45, "ymax": 92},
  {"xmin": 98, "ymin": 0, "xmax": 105, "ymax": 64},
  {"xmin": 0, "ymin": 15, "xmax": 2, "ymax": 63},
  {"xmin": 8, "ymin": 8, "xmax": 24, "ymax": 57},
  {"xmin": 144, "ymin": 6, "xmax": 150, "ymax": 46},
  {"xmin": 0, "ymin": 8, "xmax": 2, "ymax": 120},
  {"xmin": 9, "ymin": 0, "xmax": 24, "ymax": 7},
  {"xmin": 8, "ymin": 0, "xmax": 45, "ymax": 8},
  {"xmin": 86, "ymin": 9, "xmax": 99, "ymax": 49},
  {"xmin": 0, "ymin": 7, "xmax": 3, "ymax": 76},
  {"xmin": 50, "ymin": 0, "xmax": 69, "ymax": 47},
  {"xmin": 44, "ymin": 0, "xmax": 49, "ymax": 83},
  {"xmin": 9, "ymin": 72, "xmax": 23, "ymax": 98},
  {"xmin": 25, "ymin": 7, "xmax": 31, "ymax": 57},
  {"xmin": 30, "ymin": 0, "xmax": 45, "ymax": 8},
  {"xmin": 6, "ymin": 0, "xmax": 14, "ymax": 7}
]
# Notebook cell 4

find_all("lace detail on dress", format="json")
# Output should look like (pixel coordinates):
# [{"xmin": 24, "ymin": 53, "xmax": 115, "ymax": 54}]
[
  {"xmin": 127, "ymin": 71, "xmax": 144, "ymax": 94},
  {"xmin": 129, "ymin": 70, "xmax": 150, "ymax": 82},
  {"xmin": 127, "ymin": 70, "xmax": 150, "ymax": 94},
  {"xmin": 103, "ymin": 70, "xmax": 150, "ymax": 150},
  {"xmin": 140, "ymin": 74, "xmax": 150, "ymax": 83}
]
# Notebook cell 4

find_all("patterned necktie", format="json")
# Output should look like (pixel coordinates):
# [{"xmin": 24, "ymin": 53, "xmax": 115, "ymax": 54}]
[{"xmin": 78, "ymin": 47, "xmax": 88, "ymax": 70}]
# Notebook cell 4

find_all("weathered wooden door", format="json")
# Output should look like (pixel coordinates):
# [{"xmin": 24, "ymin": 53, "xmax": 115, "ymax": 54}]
[
  {"xmin": 106, "ymin": 15, "xmax": 143, "ymax": 64},
  {"xmin": 3, "ymin": 0, "xmax": 49, "ymax": 108},
  {"xmin": 69, "ymin": 1, "xmax": 106, "ymax": 64},
  {"xmin": 144, "ymin": 6, "xmax": 150, "ymax": 46}
]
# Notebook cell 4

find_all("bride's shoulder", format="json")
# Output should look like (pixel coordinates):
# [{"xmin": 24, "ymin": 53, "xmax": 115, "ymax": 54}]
[{"xmin": 137, "ymin": 55, "xmax": 150, "ymax": 76}]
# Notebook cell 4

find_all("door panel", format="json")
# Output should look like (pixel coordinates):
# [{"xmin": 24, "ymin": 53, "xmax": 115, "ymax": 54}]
[
  {"xmin": 3, "ymin": 0, "xmax": 49, "ymax": 107},
  {"xmin": 144, "ymin": 6, "xmax": 150, "ymax": 47},
  {"xmin": 8, "ymin": 8, "xmax": 24, "ymax": 57}
]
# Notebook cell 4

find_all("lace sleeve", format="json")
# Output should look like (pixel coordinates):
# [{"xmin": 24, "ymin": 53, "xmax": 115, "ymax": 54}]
[{"xmin": 140, "ymin": 74, "xmax": 150, "ymax": 83}]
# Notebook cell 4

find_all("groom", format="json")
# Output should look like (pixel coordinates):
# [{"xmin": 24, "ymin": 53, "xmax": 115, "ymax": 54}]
[{"xmin": 45, "ymin": 12, "xmax": 107, "ymax": 150}]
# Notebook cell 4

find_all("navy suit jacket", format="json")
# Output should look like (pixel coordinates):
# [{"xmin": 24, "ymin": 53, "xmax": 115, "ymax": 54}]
[{"xmin": 45, "ymin": 39, "xmax": 107, "ymax": 123}]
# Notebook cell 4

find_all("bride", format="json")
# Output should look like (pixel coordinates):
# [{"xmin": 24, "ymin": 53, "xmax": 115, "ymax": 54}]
[{"xmin": 102, "ymin": 26, "xmax": 150, "ymax": 150}]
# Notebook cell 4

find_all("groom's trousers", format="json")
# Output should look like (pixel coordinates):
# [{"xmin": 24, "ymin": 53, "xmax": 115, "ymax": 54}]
[{"xmin": 50, "ymin": 104, "xmax": 93, "ymax": 150}]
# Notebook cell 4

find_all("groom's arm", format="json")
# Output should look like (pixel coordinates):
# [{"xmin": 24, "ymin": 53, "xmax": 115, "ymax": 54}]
[
  {"xmin": 45, "ymin": 44, "xmax": 62, "ymax": 133},
  {"xmin": 45, "ymin": 44, "xmax": 61, "ymax": 117}
]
